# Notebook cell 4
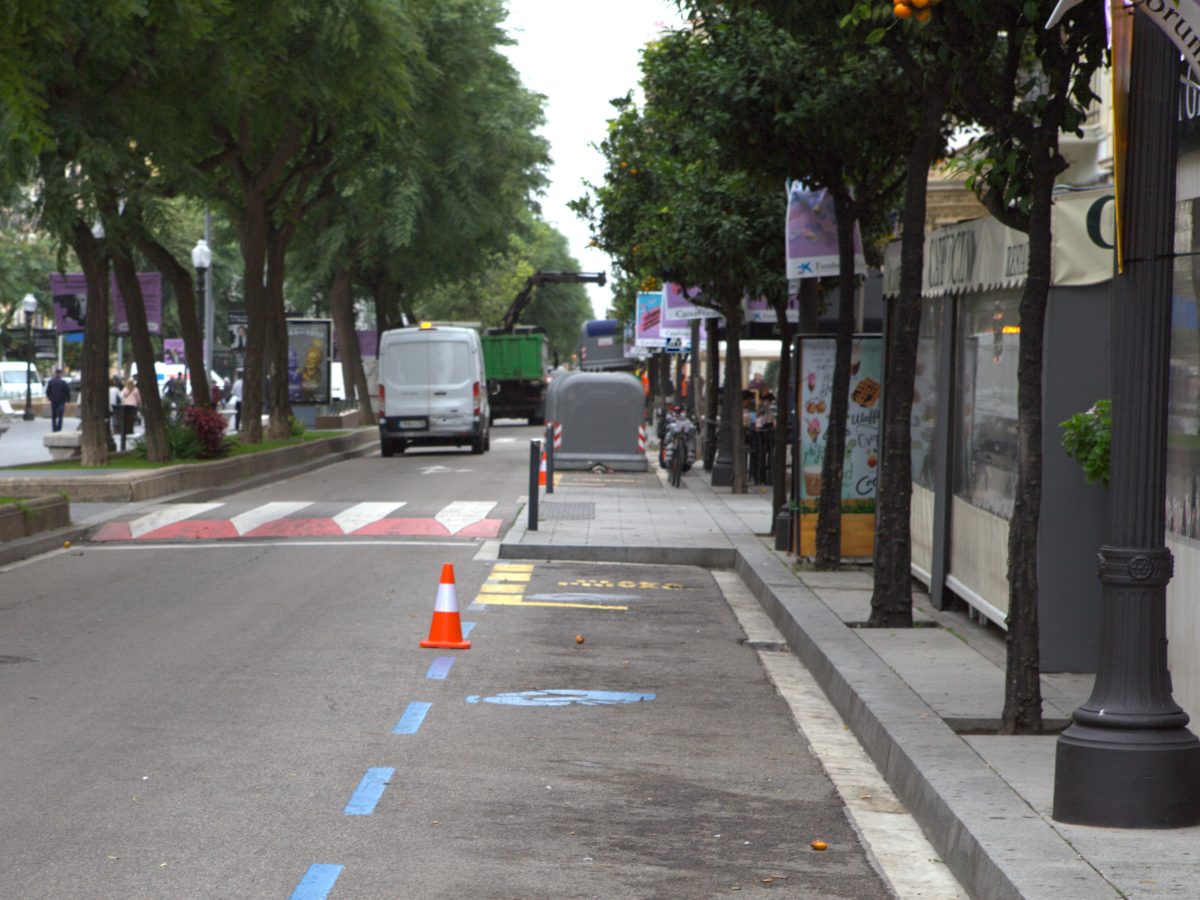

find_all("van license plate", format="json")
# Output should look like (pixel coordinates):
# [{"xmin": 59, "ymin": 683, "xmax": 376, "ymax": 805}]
[{"xmin": 399, "ymin": 418, "xmax": 426, "ymax": 429}]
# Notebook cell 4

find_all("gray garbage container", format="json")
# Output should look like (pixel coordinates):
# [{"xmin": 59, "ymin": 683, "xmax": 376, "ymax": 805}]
[{"xmin": 545, "ymin": 371, "xmax": 647, "ymax": 471}]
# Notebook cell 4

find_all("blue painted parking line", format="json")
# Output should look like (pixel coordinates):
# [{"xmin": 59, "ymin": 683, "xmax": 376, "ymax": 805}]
[
  {"xmin": 344, "ymin": 767, "xmax": 395, "ymax": 816},
  {"xmin": 462, "ymin": 621, "xmax": 476, "ymax": 638},
  {"xmin": 394, "ymin": 701, "xmax": 432, "ymax": 734},
  {"xmin": 289, "ymin": 864, "xmax": 343, "ymax": 899},
  {"xmin": 426, "ymin": 656, "xmax": 456, "ymax": 680}
]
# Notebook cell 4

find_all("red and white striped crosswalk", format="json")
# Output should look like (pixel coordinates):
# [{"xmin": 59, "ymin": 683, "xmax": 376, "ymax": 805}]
[{"xmin": 91, "ymin": 500, "xmax": 501, "ymax": 542}]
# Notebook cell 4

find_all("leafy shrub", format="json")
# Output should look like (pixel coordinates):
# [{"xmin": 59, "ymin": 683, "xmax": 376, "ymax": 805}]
[
  {"xmin": 289, "ymin": 414, "xmax": 306, "ymax": 437},
  {"xmin": 132, "ymin": 407, "xmax": 230, "ymax": 461},
  {"xmin": 1060, "ymin": 400, "xmax": 1110, "ymax": 489},
  {"xmin": 182, "ymin": 406, "xmax": 231, "ymax": 459}
]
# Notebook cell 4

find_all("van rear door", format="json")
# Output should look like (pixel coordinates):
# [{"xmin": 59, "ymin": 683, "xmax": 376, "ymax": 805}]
[
  {"xmin": 427, "ymin": 339, "xmax": 472, "ymax": 419},
  {"xmin": 388, "ymin": 339, "xmax": 431, "ymax": 422}
]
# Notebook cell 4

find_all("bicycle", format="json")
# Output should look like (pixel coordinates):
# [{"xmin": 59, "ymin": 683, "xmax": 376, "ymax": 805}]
[
  {"xmin": 669, "ymin": 429, "xmax": 688, "ymax": 487},
  {"xmin": 661, "ymin": 406, "xmax": 696, "ymax": 488}
]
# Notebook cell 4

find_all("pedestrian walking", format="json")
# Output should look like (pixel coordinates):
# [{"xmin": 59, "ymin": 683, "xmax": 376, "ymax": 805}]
[
  {"xmin": 121, "ymin": 377, "xmax": 140, "ymax": 421},
  {"xmin": 232, "ymin": 370, "xmax": 244, "ymax": 431},
  {"xmin": 45, "ymin": 367, "xmax": 70, "ymax": 432}
]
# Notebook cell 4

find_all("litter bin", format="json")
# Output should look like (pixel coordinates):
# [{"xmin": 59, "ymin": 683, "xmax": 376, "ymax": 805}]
[{"xmin": 113, "ymin": 404, "xmax": 138, "ymax": 442}]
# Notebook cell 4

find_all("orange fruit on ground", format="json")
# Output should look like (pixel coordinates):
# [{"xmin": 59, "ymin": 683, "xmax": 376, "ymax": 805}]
[
  {"xmin": 575, "ymin": 634, "xmax": 585, "ymax": 644},
  {"xmin": 811, "ymin": 839, "xmax": 828, "ymax": 851}
]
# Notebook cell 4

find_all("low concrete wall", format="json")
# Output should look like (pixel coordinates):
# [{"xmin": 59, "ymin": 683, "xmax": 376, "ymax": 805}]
[
  {"xmin": 0, "ymin": 428, "xmax": 377, "ymax": 502},
  {"xmin": 315, "ymin": 410, "xmax": 361, "ymax": 429},
  {"xmin": 0, "ymin": 495, "xmax": 70, "ymax": 541}
]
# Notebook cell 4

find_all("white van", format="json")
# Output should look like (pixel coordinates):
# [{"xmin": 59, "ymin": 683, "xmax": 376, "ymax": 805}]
[
  {"xmin": 377, "ymin": 323, "xmax": 490, "ymax": 456},
  {"xmin": 0, "ymin": 361, "xmax": 45, "ymax": 402}
]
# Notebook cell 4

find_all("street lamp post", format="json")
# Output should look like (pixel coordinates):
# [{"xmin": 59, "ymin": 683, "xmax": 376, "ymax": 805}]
[
  {"xmin": 1051, "ymin": 19, "xmax": 1200, "ymax": 828},
  {"xmin": 22, "ymin": 293, "xmax": 36, "ymax": 421},
  {"xmin": 192, "ymin": 238, "xmax": 212, "ymax": 382}
]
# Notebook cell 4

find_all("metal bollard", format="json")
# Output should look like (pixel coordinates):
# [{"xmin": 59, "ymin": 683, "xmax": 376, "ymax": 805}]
[
  {"xmin": 544, "ymin": 422, "xmax": 555, "ymax": 494},
  {"xmin": 528, "ymin": 438, "xmax": 540, "ymax": 531}
]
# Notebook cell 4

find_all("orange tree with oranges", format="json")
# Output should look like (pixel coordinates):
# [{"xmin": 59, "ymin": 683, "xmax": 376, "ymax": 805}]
[
  {"xmin": 675, "ymin": 1, "xmax": 920, "ymax": 567},
  {"xmin": 788, "ymin": 0, "xmax": 1107, "ymax": 733}
]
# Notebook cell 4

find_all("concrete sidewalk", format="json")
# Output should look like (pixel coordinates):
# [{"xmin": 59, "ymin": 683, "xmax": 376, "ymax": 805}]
[{"xmin": 501, "ymin": 462, "xmax": 1200, "ymax": 900}]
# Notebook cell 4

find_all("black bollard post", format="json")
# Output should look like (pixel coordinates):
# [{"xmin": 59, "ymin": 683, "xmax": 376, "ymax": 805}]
[
  {"xmin": 545, "ymin": 422, "xmax": 555, "ymax": 495},
  {"xmin": 528, "ymin": 438, "xmax": 540, "ymax": 531}
]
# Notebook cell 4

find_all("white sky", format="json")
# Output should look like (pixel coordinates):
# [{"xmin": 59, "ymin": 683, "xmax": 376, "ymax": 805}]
[{"xmin": 500, "ymin": 1, "xmax": 688, "ymax": 320}]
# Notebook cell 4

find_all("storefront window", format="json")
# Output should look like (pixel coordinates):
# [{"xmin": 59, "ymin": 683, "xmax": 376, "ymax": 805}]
[
  {"xmin": 954, "ymin": 289, "xmax": 1021, "ymax": 519},
  {"xmin": 1167, "ymin": 197, "xmax": 1200, "ymax": 539},
  {"xmin": 911, "ymin": 296, "xmax": 942, "ymax": 488}
]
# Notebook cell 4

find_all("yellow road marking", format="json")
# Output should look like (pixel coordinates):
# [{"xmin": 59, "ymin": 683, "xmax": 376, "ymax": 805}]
[
  {"xmin": 473, "ymin": 595, "xmax": 628, "ymax": 611},
  {"xmin": 488, "ymin": 572, "xmax": 531, "ymax": 583},
  {"xmin": 479, "ymin": 583, "xmax": 524, "ymax": 594},
  {"xmin": 493, "ymin": 563, "xmax": 533, "ymax": 572}
]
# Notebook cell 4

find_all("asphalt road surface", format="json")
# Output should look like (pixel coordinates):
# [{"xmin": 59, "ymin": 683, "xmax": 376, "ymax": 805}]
[{"xmin": 0, "ymin": 425, "xmax": 893, "ymax": 898}]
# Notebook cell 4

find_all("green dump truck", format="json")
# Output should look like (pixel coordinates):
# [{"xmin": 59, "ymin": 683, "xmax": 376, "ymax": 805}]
[
  {"xmin": 482, "ymin": 327, "xmax": 549, "ymax": 424},
  {"xmin": 482, "ymin": 270, "xmax": 607, "ymax": 425}
]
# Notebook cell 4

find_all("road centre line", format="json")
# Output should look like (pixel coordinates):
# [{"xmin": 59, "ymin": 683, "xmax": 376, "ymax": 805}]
[
  {"xmin": 344, "ymin": 767, "xmax": 395, "ymax": 816},
  {"xmin": 288, "ymin": 864, "xmax": 344, "ymax": 899},
  {"xmin": 426, "ymin": 656, "xmax": 456, "ymax": 680},
  {"xmin": 394, "ymin": 702, "xmax": 432, "ymax": 734}
]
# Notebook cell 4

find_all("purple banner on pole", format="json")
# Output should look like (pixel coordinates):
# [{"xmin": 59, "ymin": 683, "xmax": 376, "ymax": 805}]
[{"xmin": 49, "ymin": 272, "xmax": 163, "ymax": 335}]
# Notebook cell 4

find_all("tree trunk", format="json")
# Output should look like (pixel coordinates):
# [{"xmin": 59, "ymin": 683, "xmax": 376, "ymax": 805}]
[
  {"xmin": 704, "ymin": 318, "xmax": 720, "ymax": 470},
  {"xmin": 330, "ymin": 266, "xmax": 374, "ymax": 424},
  {"xmin": 1001, "ymin": 150, "xmax": 1054, "ymax": 735},
  {"xmin": 236, "ymin": 198, "xmax": 269, "ymax": 444},
  {"xmin": 724, "ymin": 299, "xmax": 747, "ymax": 494},
  {"xmin": 869, "ymin": 92, "xmax": 946, "ymax": 626},
  {"xmin": 815, "ymin": 190, "xmax": 859, "ymax": 568},
  {"xmin": 769, "ymin": 286, "xmax": 794, "ymax": 533},
  {"xmin": 137, "ymin": 235, "xmax": 210, "ymax": 410},
  {"xmin": 71, "ymin": 222, "xmax": 111, "ymax": 467},
  {"xmin": 265, "ymin": 226, "xmax": 293, "ymax": 439},
  {"xmin": 109, "ymin": 237, "xmax": 170, "ymax": 462}
]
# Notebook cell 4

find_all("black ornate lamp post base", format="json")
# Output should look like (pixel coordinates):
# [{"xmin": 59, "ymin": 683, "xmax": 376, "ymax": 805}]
[
  {"xmin": 1053, "ymin": 547, "xmax": 1200, "ymax": 827},
  {"xmin": 1054, "ymin": 724, "xmax": 1200, "ymax": 827},
  {"xmin": 711, "ymin": 458, "xmax": 733, "ymax": 486}
]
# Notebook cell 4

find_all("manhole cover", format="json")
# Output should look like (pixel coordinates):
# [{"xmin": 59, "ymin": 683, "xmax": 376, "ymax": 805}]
[{"xmin": 539, "ymin": 502, "xmax": 596, "ymax": 520}]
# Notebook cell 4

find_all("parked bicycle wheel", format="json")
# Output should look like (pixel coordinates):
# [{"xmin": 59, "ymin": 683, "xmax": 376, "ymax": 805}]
[{"xmin": 670, "ymin": 431, "xmax": 686, "ymax": 487}]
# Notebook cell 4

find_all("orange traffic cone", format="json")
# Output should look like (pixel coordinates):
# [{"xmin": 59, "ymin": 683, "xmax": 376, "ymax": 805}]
[
  {"xmin": 538, "ymin": 449, "xmax": 548, "ymax": 487},
  {"xmin": 420, "ymin": 563, "xmax": 472, "ymax": 650}
]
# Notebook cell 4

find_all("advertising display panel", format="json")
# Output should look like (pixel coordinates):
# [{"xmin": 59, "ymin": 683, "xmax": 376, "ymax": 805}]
[
  {"xmin": 287, "ymin": 318, "xmax": 332, "ymax": 404},
  {"xmin": 49, "ymin": 272, "xmax": 163, "ymax": 335},
  {"xmin": 794, "ymin": 334, "xmax": 882, "ymax": 557}
]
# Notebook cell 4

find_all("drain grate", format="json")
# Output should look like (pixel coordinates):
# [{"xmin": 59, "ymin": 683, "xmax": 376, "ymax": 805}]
[{"xmin": 539, "ymin": 502, "xmax": 596, "ymax": 521}]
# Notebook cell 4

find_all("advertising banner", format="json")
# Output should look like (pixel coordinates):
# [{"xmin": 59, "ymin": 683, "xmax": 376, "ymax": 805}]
[
  {"xmin": 797, "ymin": 335, "xmax": 882, "ymax": 503},
  {"xmin": 786, "ymin": 183, "xmax": 866, "ymax": 280},
  {"xmin": 635, "ymin": 291, "xmax": 666, "ymax": 348},
  {"xmin": 745, "ymin": 295, "xmax": 800, "ymax": 324},
  {"xmin": 663, "ymin": 283, "xmax": 720, "ymax": 321},
  {"xmin": 287, "ymin": 318, "xmax": 332, "ymax": 404},
  {"xmin": 49, "ymin": 272, "xmax": 163, "ymax": 335}
]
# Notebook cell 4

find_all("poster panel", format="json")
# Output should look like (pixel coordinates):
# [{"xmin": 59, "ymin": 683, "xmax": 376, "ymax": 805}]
[
  {"xmin": 663, "ymin": 283, "xmax": 720, "ymax": 321},
  {"xmin": 745, "ymin": 296, "xmax": 800, "ymax": 324},
  {"xmin": 287, "ymin": 318, "xmax": 332, "ymax": 404},
  {"xmin": 635, "ymin": 291, "xmax": 666, "ymax": 347},
  {"xmin": 797, "ymin": 335, "xmax": 882, "ymax": 504},
  {"xmin": 48, "ymin": 272, "xmax": 163, "ymax": 335},
  {"xmin": 786, "ymin": 183, "xmax": 866, "ymax": 280}
]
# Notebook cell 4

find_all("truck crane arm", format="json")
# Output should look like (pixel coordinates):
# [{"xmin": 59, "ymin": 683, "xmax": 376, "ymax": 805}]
[{"xmin": 497, "ymin": 270, "xmax": 606, "ymax": 333}]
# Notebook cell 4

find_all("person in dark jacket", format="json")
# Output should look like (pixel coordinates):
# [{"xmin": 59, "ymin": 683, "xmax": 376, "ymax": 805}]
[{"xmin": 45, "ymin": 367, "xmax": 70, "ymax": 432}]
